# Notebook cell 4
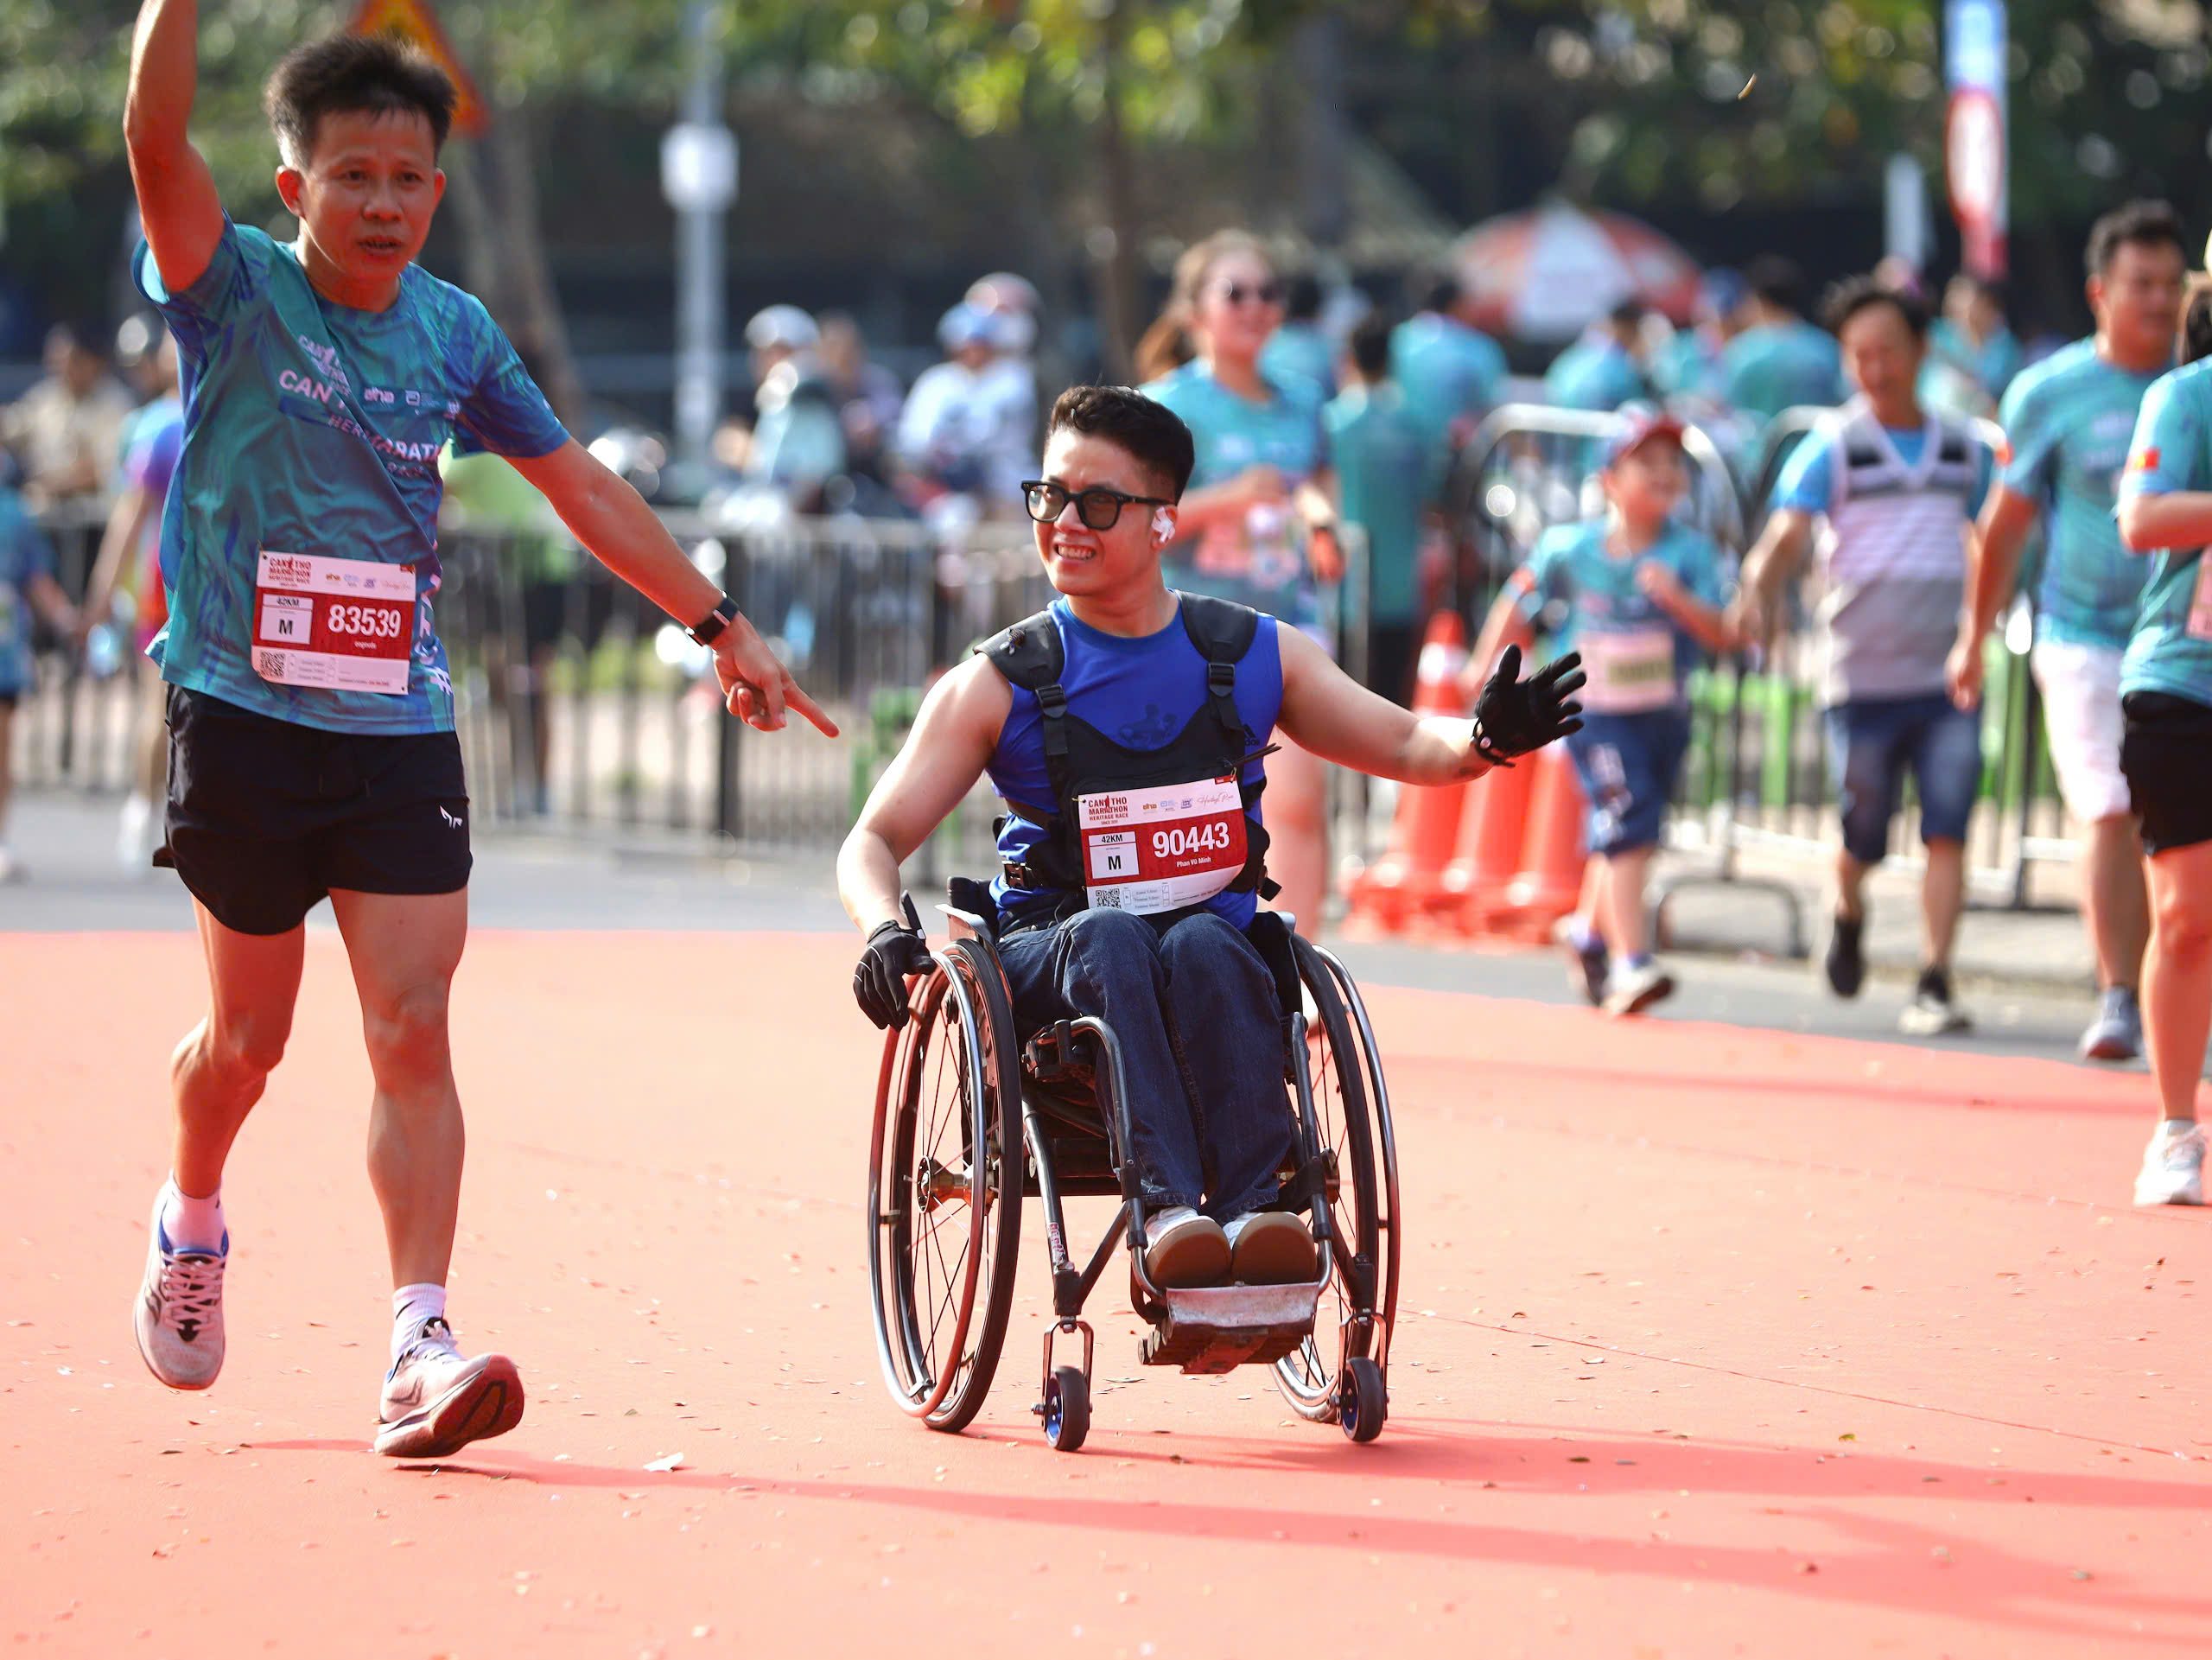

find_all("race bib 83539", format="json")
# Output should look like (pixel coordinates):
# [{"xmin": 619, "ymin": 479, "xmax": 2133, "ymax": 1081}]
[{"xmin": 251, "ymin": 550, "xmax": 416, "ymax": 695}]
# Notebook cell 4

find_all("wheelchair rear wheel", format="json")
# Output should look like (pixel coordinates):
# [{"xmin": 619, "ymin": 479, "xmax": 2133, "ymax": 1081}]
[
  {"xmin": 868, "ymin": 938, "xmax": 1024, "ymax": 1433},
  {"xmin": 1274, "ymin": 938, "xmax": 1401, "ymax": 1424}
]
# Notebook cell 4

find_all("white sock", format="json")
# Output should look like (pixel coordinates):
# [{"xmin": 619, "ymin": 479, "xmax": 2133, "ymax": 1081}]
[
  {"xmin": 161, "ymin": 1177, "xmax": 226, "ymax": 1255},
  {"xmin": 391, "ymin": 1283, "xmax": 448, "ymax": 1361},
  {"xmin": 1148, "ymin": 1205, "xmax": 1200, "ymax": 1235},
  {"xmin": 2159, "ymin": 1119, "xmax": 2199, "ymax": 1139}
]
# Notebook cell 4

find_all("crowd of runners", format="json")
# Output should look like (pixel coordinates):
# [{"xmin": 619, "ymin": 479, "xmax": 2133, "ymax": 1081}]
[{"xmin": 0, "ymin": 1, "xmax": 2198, "ymax": 1462}]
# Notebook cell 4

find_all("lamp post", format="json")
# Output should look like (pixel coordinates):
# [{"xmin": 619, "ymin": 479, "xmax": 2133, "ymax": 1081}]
[{"xmin": 663, "ymin": 0, "xmax": 738, "ymax": 471}]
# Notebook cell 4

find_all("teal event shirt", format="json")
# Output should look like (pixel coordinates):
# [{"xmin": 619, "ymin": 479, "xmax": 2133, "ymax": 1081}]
[
  {"xmin": 1516, "ymin": 518, "xmax": 1727, "ymax": 710},
  {"xmin": 1143, "ymin": 361, "xmax": 1328, "ymax": 625},
  {"xmin": 136, "ymin": 219, "xmax": 568, "ymax": 735},
  {"xmin": 2116, "ymin": 359, "xmax": 2212, "ymax": 704},
  {"xmin": 1997, "ymin": 339, "xmax": 2159, "ymax": 652},
  {"xmin": 1324, "ymin": 380, "xmax": 1433, "ymax": 626},
  {"xmin": 1719, "ymin": 320, "xmax": 1845, "ymax": 428}
]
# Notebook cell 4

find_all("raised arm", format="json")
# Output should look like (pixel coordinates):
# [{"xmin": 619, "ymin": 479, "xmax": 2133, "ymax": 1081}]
[
  {"xmin": 125, "ymin": 0, "xmax": 226, "ymax": 296},
  {"xmin": 509, "ymin": 437, "xmax": 835, "ymax": 735},
  {"xmin": 836, "ymin": 657, "xmax": 1009, "ymax": 932}
]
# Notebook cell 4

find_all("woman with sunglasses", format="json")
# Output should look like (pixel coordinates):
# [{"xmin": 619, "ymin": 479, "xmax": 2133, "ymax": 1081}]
[{"xmin": 1142, "ymin": 230, "xmax": 1344, "ymax": 931}]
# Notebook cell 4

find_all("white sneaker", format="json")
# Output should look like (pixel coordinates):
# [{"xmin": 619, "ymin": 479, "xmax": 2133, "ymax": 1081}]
[
  {"xmin": 131, "ymin": 1193, "xmax": 227, "ymax": 1391},
  {"xmin": 1141, "ymin": 1205, "xmax": 1230, "ymax": 1289},
  {"xmin": 2133, "ymin": 1123, "xmax": 2206, "ymax": 1207},
  {"xmin": 374, "ymin": 1318, "xmax": 525, "ymax": 1460},
  {"xmin": 1602, "ymin": 959, "xmax": 1675, "ymax": 1017}
]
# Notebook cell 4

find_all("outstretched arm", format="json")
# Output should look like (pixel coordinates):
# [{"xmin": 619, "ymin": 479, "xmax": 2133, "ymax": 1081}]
[
  {"xmin": 1276, "ymin": 625, "xmax": 1491, "ymax": 785},
  {"xmin": 836, "ymin": 657, "xmax": 1009, "ymax": 932},
  {"xmin": 126, "ymin": 0, "xmax": 226, "ymax": 296},
  {"xmin": 509, "ymin": 437, "xmax": 835, "ymax": 735}
]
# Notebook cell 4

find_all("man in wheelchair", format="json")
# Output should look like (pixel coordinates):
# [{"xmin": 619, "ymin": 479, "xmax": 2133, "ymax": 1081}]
[{"xmin": 839, "ymin": 385, "xmax": 1583, "ymax": 1292}]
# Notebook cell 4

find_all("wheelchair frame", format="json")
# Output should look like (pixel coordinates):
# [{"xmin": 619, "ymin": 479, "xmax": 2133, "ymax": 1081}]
[{"xmin": 866, "ymin": 891, "xmax": 1402, "ymax": 1452}]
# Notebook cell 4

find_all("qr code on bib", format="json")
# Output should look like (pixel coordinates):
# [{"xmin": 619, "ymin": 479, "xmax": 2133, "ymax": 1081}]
[{"xmin": 255, "ymin": 649, "xmax": 287, "ymax": 678}]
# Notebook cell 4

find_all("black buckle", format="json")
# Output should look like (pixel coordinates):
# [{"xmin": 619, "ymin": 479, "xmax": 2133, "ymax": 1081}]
[{"xmin": 1206, "ymin": 662, "xmax": 1236, "ymax": 696}]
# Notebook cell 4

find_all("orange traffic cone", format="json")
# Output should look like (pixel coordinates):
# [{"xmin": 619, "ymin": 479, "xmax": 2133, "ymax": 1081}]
[
  {"xmin": 1430, "ymin": 614, "xmax": 1535, "ymax": 929},
  {"xmin": 1345, "ymin": 611, "xmax": 1471, "ymax": 933},
  {"xmin": 1499, "ymin": 741, "xmax": 1587, "ymax": 938}
]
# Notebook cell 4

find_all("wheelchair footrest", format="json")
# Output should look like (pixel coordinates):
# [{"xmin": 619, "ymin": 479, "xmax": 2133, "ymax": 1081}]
[{"xmin": 1135, "ymin": 1282, "xmax": 1322, "ymax": 1376}]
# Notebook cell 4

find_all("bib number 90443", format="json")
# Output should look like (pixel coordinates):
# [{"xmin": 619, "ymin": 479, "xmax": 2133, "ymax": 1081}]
[{"xmin": 1076, "ymin": 773, "xmax": 1248, "ymax": 917}]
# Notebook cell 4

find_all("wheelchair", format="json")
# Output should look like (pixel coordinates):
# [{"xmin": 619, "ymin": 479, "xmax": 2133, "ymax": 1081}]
[{"xmin": 866, "ymin": 881, "xmax": 1402, "ymax": 1453}]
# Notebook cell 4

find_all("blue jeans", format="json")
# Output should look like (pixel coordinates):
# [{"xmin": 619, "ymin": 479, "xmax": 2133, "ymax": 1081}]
[
  {"xmin": 1564, "ymin": 708, "xmax": 1692, "ymax": 855},
  {"xmin": 996, "ymin": 908, "xmax": 1294, "ymax": 1219},
  {"xmin": 1823, "ymin": 692, "xmax": 1983, "ymax": 865}
]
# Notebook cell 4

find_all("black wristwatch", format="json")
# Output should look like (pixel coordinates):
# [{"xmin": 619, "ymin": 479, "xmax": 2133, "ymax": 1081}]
[{"xmin": 685, "ymin": 594, "xmax": 740, "ymax": 648}]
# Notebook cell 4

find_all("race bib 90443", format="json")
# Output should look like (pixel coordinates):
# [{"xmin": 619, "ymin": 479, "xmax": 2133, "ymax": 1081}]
[
  {"xmin": 251, "ymin": 550, "xmax": 416, "ymax": 695},
  {"xmin": 1076, "ymin": 773, "xmax": 1248, "ymax": 916}
]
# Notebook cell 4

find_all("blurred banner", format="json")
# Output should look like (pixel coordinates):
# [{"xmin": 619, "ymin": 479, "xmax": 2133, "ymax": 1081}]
[{"xmin": 1944, "ymin": 0, "xmax": 2007, "ymax": 279}]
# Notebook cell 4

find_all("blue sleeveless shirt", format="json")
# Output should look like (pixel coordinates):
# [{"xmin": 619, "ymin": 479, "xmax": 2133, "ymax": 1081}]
[{"xmin": 987, "ymin": 598, "xmax": 1284, "ymax": 930}]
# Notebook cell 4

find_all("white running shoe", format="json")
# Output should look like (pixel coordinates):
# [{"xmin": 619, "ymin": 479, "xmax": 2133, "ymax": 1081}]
[
  {"xmin": 1602, "ymin": 959, "xmax": 1675, "ymax": 1017},
  {"xmin": 374, "ymin": 1318, "xmax": 525, "ymax": 1460},
  {"xmin": 2133, "ymin": 1123, "xmax": 2206, "ymax": 1208},
  {"xmin": 2078, "ymin": 989, "xmax": 2144, "ymax": 1064},
  {"xmin": 132, "ymin": 1193, "xmax": 228, "ymax": 1391}
]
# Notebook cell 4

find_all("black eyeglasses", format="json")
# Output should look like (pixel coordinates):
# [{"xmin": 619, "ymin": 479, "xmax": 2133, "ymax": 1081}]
[
  {"xmin": 1021, "ymin": 480, "xmax": 1173, "ymax": 531},
  {"xmin": 1214, "ymin": 280, "xmax": 1284, "ymax": 308}
]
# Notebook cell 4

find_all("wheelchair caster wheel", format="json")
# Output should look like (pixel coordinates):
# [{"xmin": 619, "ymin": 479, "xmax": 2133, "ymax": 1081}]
[
  {"xmin": 1338, "ymin": 1357, "xmax": 1386, "ymax": 1444},
  {"xmin": 1042, "ymin": 1366, "xmax": 1090, "ymax": 1453}
]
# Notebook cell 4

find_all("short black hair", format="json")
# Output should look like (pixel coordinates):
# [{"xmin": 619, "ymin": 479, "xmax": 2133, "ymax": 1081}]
[
  {"xmin": 1823, "ymin": 274, "xmax": 1929, "ymax": 340},
  {"xmin": 1046, "ymin": 385, "xmax": 1196, "ymax": 499},
  {"xmin": 1347, "ymin": 314, "xmax": 1392, "ymax": 381},
  {"xmin": 1745, "ymin": 254, "xmax": 1806, "ymax": 314},
  {"xmin": 1419, "ymin": 274, "xmax": 1460, "ymax": 315},
  {"xmin": 2088, "ymin": 199, "xmax": 2188, "ymax": 277},
  {"xmin": 264, "ymin": 34, "xmax": 457, "ymax": 167},
  {"xmin": 1281, "ymin": 271, "xmax": 1324, "ymax": 322},
  {"xmin": 1607, "ymin": 297, "xmax": 1649, "ymax": 329}
]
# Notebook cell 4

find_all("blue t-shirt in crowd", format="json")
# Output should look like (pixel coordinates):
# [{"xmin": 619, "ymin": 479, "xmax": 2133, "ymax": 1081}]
[
  {"xmin": 1771, "ymin": 422, "xmax": 1995, "ymax": 520},
  {"xmin": 1997, "ymin": 338, "xmax": 2160, "ymax": 652},
  {"xmin": 987, "ymin": 598, "xmax": 1284, "ymax": 932},
  {"xmin": 1260, "ymin": 322, "xmax": 1335, "ymax": 399},
  {"xmin": 1389, "ymin": 313, "xmax": 1508, "ymax": 451},
  {"xmin": 1323, "ymin": 380, "xmax": 1433, "ymax": 626},
  {"xmin": 0, "ymin": 487, "xmax": 57, "ymax": 693},
  {"xmin": 1543, "ymin": 334, "xmax": 1647, "ymax": 413},
  {"xmin": 1515, "ymin": 517, "xmax": 1726, "ymax": 712},
  {"xmin": 2116, "ymin": 359, "xmax": 2212, "ymax": 704},
  {"xmin": 1719, "ymin": 319, "xmax": 1845, "ymax": 427},
  {"xmin": 135, "ymin": 219, "xmax": 568, "ymax": 735}
]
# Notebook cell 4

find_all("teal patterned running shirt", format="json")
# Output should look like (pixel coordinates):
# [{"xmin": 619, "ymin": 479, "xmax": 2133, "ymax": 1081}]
[
  {"xmin": 135, "ymin": 219, "xmax": 568, "ymax": 735},
  {"xmin": 2116, "ymin": 358, "xmax": 2212, "ymax": 704},
  {"xmin": 1997, "ymin": 338, "xmax": 2159, "ymax": 652}
]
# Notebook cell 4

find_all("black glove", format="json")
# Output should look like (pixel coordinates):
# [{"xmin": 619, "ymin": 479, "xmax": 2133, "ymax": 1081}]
[
  {"xmin": 1472, "ymin": 643, "xmax": 1586, "ymax": 766},
  {"xmin": 854, "ymin": 919, "xmax": 934, "ymax": 1030}
]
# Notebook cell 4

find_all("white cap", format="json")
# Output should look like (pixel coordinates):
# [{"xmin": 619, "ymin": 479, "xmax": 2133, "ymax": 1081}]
[{"xmin": 744, "ymin": 305, "xmax": 819, "ymax": 352}]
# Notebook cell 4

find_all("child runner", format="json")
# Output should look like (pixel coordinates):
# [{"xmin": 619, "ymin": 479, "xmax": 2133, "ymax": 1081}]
[
  {"xmin": 1465, "ymin": 407, "xmax": 1732, "ymax": 1015},
  {"xmin": 124, "ymin": 5, "xmax": 829, "ymax": 1457}
]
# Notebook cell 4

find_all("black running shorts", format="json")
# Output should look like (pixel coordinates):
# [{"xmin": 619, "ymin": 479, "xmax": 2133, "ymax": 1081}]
[
  {"xmin": 2120, "ymin": 689, "xmax": 2212, "ymax": 857},
  {"xmin": 161, "ymin": 686, "xmax": 473, "ymax": 936}
]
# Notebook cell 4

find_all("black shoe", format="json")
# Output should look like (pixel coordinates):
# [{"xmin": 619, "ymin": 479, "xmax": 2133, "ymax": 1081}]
[{"xmin": 1825, "ymin": 911, "xmax": 1866, "ymax": 999}]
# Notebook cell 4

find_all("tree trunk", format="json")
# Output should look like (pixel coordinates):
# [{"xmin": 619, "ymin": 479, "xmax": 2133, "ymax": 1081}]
[
  {"xmin": 483, "ymin": 100, "xmax": 589, "ymax": 431},
  {"xmin": 1292, "ymin": 12, "xmax": 1351, "ymax": 252},
  {"xmin": 1090, "ymin": 3, "xmax": 1142, "ymax": 382}
]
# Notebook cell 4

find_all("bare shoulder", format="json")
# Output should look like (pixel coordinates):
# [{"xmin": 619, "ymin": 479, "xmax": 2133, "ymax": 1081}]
[{"xmin": 921, "ymin": 652, "xmax": 1014, "ymax": 747}]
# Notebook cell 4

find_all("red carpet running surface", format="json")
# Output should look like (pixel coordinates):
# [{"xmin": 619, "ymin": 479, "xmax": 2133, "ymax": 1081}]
[{"xmin": 3, "ymin": 932, "xmax": 2208, "ymax": 1657}]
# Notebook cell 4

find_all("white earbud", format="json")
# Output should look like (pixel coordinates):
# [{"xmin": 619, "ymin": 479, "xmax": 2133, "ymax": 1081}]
[{"xmin": 1152, "ymin": 507, "xmax": 1175, "ymax": 539}]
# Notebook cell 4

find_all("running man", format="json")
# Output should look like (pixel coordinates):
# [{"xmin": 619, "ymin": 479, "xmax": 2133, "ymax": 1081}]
[
  {"xmin": 1948, "ymin": 200, "xmax": 2185, "ymax": 1064},
  {"xmin": 2113, "ymin": 303, "xmax": 2212, "ymax": 1205},
  {"xmin": 1732, "ymin": 277, "xmax": 1997, "ymax": 1035},
  {"xmin": 124, "ymin": 7, "xmax": 829, "ymax": 1458}
]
